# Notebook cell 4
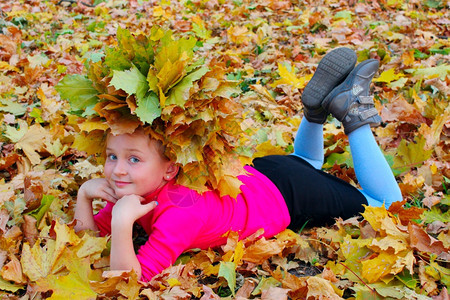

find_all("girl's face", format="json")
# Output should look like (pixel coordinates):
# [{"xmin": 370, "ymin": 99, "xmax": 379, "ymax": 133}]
[{"xmin": 104, "ymin": 131, "xmax": 174, "ymax": 199}]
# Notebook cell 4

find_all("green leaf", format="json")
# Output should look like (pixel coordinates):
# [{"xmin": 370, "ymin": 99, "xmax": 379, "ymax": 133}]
[
  {"xmin": 421, "ymin": 206, "xmax": 450, "ymax": 224},
  {"xmin": 165, "ymin": 66, "xmax": 209, "ymax": 106},
  {"xmin": 192, "ymin": 22, "xmax": 211, "ymax": 40},
  {"xmin": 0, "ymin": 98, "xmax": 27, "ymax": 116},
  {"xmin": 82, "ymin": 51, "xmax": 105, "ymax": 64},
  {"xmin": 325, "ymin": 152, "xmax": 353, "ymax": 168},
  {"xmin": 333, "ymin": 10, "xmax": 353, "ymax": 22},
  {"xmin": 218, "ymin": 261, "xmax": 236, "ymax": 296},
  {"xmin": 104, "ymin": 46, "xmax": 132, "ymax": 71},
  {"xmin": 395, "ymin": 270, "xmax": 418, "ymax": 289},
  {"xmin": 324, "ymin": 146, "xmax": 353, "ymax": 168},
  {"xmin": 405, "ymin": 64, "xmax": 450, "ymax": 80},
  {"xmin": 154, "ymin": 33, "xmax": 197, "ymax": 71},
  {"xmin": 392, "ymin": 137, "xmax": 433, "ymax": 169},
  {"xmin": 3, "ymin": 121, "xmax": 26, "ymax": 143},
  {"xmin": 0, "ymin": 277, "xmax": 24, "ymax": 292},
  {"xmin": 109, "ymin": 65, "xmax": 149, "ymax": 100},
  {"xmin": 26, "ymin": 195, "xmax": 55, "ymax": 224},
  {"xmin": 55, "ymin": 75, "xmax": 98, "ymax": 112},
  {"xmin": 251, "ymin": 276, "xmax": 281, "ymax": 296},
  {"xmin": 135, "ymin": 92, "xmax": 161, "ymax": 124},
  {"xmin": 116, "ymin": 27, "xmax": 152, "ymax": 75}
]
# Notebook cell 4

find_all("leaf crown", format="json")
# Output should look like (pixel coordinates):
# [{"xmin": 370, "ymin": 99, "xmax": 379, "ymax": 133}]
[{"xmin": 57, "ymin": 26, "xmax": 250, "ymax": 197}]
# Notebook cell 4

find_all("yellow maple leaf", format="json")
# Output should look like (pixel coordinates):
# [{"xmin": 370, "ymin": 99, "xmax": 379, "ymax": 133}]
[
  {"xmin": 361, "ymin": 251, "xmax": 398, "ymax": 283},
  {"xmin": 227, "ymin": 25, "xmax": 253, "ymax": 45},
  {"xmin": 6, "ymin": 121, "xmax": 50, "ymax": 165},
  {"xmin": 153, "ymin": 5, "xmax": 171, "ymax": 19},
  {"xmin": 45, "ymin": 138, "xmax": 69, "ymax": 158},
  {"xmin": 271, "ymin": 62, "xmax": 312, "ymax": 89},
  {"xmin": 368, "ymin": 236, "xmax": 408, "ymax": 254},
  {"xmin": 78, "ymin": 120, "xmax": 109, "ymax": 133},
  {"xmin": 116, "ymin": 271, "xmax": 141, "ymax": 299},
  {"xmin": 74, "ymin": 233, "xmax": 108, "ymax": 261},
  {"xmin": 233, "ymin": 241, "xmax": 245, "ymax": 266},
  {"xmin": 306, "ymin": 276, "xmax": 343, "ymax": 299},
  {"xmin": 373, "ymin": 68, "xmax": 404, "ymax": 83},
  {"xmin": 391, "ymin": 250, "xmax": 415, "ymax": 276},
  {"xmin": 71, "ymin": 131, "xmax": 106, "ymax": 156},
  {"xmin": 21, "ymin": 239, "xmax": 57, "ymax": 281},
  {"xmin": 253, "ymin": 140, "xmax": 287, "ymax": 159},
  {"xmin": 0, "ymin": 61, "xmax": 19, "ymax": 72},
  {"xmin": 157, "ymin": 58, "xmax": 188, "ymax": 95},
  {"xmin": 418, "ymin": 112, "xmax": 449, "ymax": 150},
  {"xmin": 52, "ymin": 221, "xmax": 81, "ymax": 259},
  {"xmin": 167, "ymin": 277, "xmax": 182, "ymax": 287},
  {"xmin": 401, "ymin": 50, "xmax": 415, "ymax": 66},
  {"xmin": 36, "ymin": 256, "xmax": 98, "ymax": 300},
  {"xmin": 217, "ymin": 175, "xmax": 242, "ymax": 199}
]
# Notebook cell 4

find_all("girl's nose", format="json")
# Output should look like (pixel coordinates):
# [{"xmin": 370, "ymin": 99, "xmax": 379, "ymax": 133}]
[{"xmin": 112, "ymin": 160, "xmax": 127, "ymax": 175}]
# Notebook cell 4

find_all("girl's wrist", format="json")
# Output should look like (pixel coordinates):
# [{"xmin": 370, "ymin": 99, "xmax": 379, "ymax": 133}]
[
  {"xmin": 111, "ymin": 215, "xmax": 135, "ymax": 229},
  {"xmin": 77, "ymin": 186, "xmax": 93, "ymax": 203}
]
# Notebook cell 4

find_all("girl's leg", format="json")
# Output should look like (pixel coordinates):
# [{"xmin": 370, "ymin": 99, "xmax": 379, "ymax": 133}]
[
  {"xmin": 321, "ymin": 59, "xmax": 402, "ymax": 208},
  {"xmin": 291, "ymin": 118, "xmax": 324, "ymax": 170},
  {"xmin": 296, "ymin": 47, "xmax": 357, "ymax": 170},
  {"xmin": 348, "ymin": 124, "xmax": 402, "ymax": 208}
]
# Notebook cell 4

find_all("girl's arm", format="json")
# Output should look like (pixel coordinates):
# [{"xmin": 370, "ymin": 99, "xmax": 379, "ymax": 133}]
[
  {"xmin": 74, "ymin": 178, "xmax": 117, "ymax": 232},
  {"xmin": 110, "ymin": 195, "xmax": 158, "ymax": 278}
]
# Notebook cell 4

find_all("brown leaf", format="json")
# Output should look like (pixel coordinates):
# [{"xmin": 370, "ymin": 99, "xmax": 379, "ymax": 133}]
[
  {"xmin": 22, "ymin": 215, "xmax": 38, "ymax": 245},
  {"xmin": 242, "ymin": 238, "xmax": 284, "ymax": 264},
  {"xmin": 0, "ymin": 209, "xmax": 9, "ymax": 233},
  {"xmin": 306, "ymin": 276, "xmax": 343, "ymax": 299},
  {"xmin": 418, "ymin": 260, "xmax": 439, "ymax": 295},
  {"xmin": 23, "ymin": 176, "xmax": 43, "ymax": 212},
  {"xmin": 261, "ymin": 286, "xmax": 289, "ymax": 300},
  {"xmin": 235, "ymin": 278, "xmax": 257, "ymax": 298},
  {"xmin": 380, "ymin": 94, "xmax": 428, "ymax": 125},
  {"xmin": 0, "ymin": 254, "xmax": 26, "ymax": 284},
  {"xmin": 409, "ymin": 223, "xmax": 448, "ymax": 255},
  {"xmin": 199, "ymin": 285, "xmax": 220, "ymax": 300}
]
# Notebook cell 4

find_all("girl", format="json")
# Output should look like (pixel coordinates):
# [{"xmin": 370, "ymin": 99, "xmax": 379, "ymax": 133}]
[{"xmin": 74, "ymin": 48, "xmax": 402, "ymax": 281}]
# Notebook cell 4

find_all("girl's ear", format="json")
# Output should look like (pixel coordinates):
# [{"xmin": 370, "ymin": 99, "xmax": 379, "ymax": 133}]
[{"xmin": 164, "ymin": 163, "xmax": 179, "ymax": 181}]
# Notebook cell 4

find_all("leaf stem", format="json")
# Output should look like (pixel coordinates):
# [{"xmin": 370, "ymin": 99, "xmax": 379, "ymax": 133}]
[{"xmin": 338, "ymin": 262, "xmax": 377, "ymax": 295}]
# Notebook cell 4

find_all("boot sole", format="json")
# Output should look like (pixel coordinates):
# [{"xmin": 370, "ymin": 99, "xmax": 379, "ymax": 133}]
[
  {"xmin": 321, "ymin": 59, "xmax": 379, "ymax": 117},
  {"xmin": 302, "ymin": 48, "xmax": 357, "ymax": 122}
]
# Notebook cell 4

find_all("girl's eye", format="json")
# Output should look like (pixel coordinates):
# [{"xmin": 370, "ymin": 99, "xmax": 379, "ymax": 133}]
[
  {"xmin": 130, "ymin": 157, "xmax": 140, "ymax": 163},
  {"xmin": 107, "ymin": 154, "xmax": 117, "ymax": 161}
]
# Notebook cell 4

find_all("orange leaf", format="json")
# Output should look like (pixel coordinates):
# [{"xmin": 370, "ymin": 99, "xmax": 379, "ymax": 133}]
[{"xmin": 388, "ymin": 200, "xmax": 425, "ymax": 225}]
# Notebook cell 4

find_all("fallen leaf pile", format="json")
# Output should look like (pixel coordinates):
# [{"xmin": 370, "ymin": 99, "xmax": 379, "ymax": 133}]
[{"xmin": 0, "ymin": 0, "xmax": 448, "ymax": 299}]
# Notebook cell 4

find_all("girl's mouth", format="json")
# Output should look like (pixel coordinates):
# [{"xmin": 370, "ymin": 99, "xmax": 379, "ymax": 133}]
[{"xmin": 114, "ymin": 181, "xmax": 131, "ymax": 188}]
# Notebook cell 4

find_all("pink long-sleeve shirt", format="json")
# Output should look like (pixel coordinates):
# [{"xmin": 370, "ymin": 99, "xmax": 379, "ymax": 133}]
[{"xmin": 93, "ymin": 165, "xmax": 290, "ymax": 281}]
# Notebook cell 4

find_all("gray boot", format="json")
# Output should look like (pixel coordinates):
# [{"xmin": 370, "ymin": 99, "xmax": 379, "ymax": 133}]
[
  {"xmin": 321, "ymin": 59, "xmax": 382, "ymax": 134},
  {"xmin": 301, "ymin": 47, "xmax": 357, "ymax": 124}
]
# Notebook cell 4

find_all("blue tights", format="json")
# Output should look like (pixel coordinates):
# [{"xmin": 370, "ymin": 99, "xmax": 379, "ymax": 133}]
[{"xmin": 291, "ymin": 118, "xmax": 402, "ymax": 208}]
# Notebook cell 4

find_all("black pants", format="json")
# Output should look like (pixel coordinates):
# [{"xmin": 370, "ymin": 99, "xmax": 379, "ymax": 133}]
[{"xmin": 252, "ymin": 155, "xmax": 367, "ymax": 229}]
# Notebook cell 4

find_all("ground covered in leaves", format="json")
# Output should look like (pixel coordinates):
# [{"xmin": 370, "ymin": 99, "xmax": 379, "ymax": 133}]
[{"xmin": 0, "ymin": 0, "xmax": 449, "ymax": 299}]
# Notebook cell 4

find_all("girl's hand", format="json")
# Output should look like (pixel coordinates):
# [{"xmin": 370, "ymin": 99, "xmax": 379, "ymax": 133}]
[
  {"xmin": 75, "ymin": 178, "xmax": 116, "ymax": 232},
  {"xmin": 78, "ymin": 178, "xmax": 118, "ymax": 204},
  {"xmin": 111, "ymin": 195, "xmax": 158, "ymax": 224}
]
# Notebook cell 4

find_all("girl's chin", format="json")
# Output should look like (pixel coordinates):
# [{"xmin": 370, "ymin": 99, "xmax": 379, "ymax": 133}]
[{"xmin": 114, "ymin": 190, "xmax": 133, "ymax": 198}]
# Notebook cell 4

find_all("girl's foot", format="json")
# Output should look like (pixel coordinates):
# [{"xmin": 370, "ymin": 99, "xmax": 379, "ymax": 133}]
[
  {"xmin": 321, "ymin": 59, "xmax": 382, "ymax": 134},
  {"xmin": 302, "ymin": 47, "xmax": 357, "ymax": 124}
]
